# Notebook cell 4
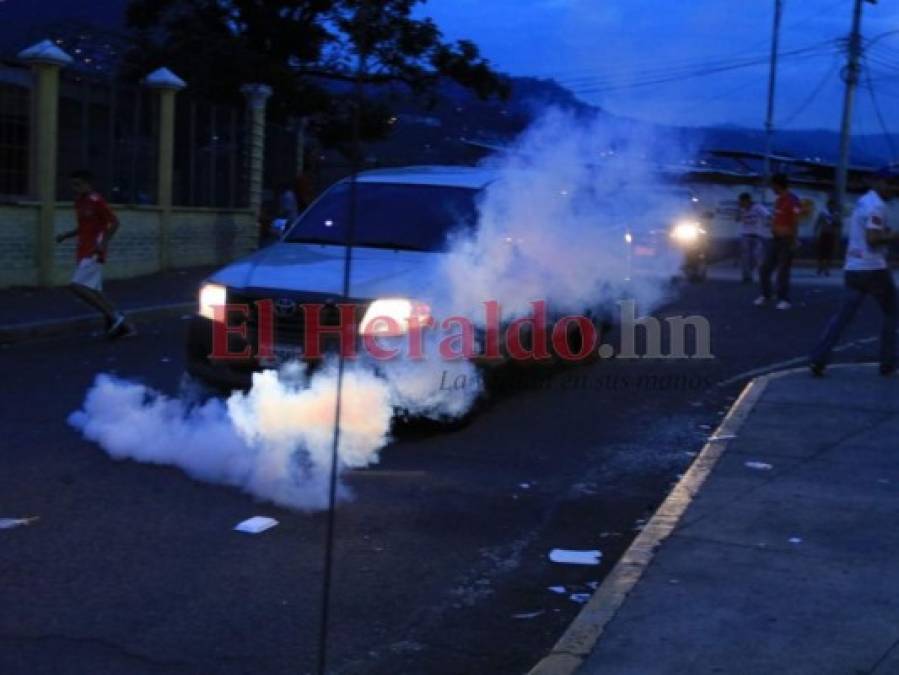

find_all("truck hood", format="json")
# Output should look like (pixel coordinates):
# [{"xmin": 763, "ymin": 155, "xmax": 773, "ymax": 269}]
[{"xmin": 209, "ymin": 242, "xmax": 444, "ymax": 300}]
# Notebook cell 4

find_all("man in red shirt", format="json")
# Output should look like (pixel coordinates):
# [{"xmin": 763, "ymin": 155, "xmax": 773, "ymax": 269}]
[
  {"xmin": 55, "ymin": 170, "xmax": 134, "ymax": 338},
  {"xmin": 755, "ymin": 173, "xmax": 802, "ymax": 310}
]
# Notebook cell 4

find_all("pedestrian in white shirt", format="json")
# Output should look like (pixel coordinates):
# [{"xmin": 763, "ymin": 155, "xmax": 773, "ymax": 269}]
[
  {"xmin": 736, "ymin": 192, "xmax": 769, "ymax": 283},
  {"xmin": 810, "ymin": 168, "xmax": 899, "ymax": 376}
]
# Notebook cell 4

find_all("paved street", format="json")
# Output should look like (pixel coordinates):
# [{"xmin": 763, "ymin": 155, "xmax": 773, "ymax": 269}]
[{"xmin": 0, "ymin": 274, "xmax": 893, "ymax": 675}]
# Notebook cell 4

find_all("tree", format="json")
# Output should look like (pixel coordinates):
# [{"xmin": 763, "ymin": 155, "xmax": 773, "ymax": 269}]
[{"xmin": 124, "ymin": 0, "xmax": 508, "ymax": 146}]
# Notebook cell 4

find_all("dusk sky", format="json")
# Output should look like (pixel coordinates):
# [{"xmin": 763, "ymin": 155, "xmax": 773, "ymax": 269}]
[
  {"xmin": 4, "ymin": 0, "xmax": 899, "ymax": 135},
  {"xmin": 421, "ymin": 0, "xmax": 899, "ymax": 133}
]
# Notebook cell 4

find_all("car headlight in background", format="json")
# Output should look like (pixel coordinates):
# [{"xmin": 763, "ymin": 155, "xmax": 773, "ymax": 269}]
[
  {"xmin": 359, "ymin": 298, "xmax": 432, "ymax": 336},
  {"xmin": 198, "ymin": 283, "xmax": 227, "ymax": 321},
  {"xmin": 670, "ymin": 221, "xmax": 705, "ymax": 243}
]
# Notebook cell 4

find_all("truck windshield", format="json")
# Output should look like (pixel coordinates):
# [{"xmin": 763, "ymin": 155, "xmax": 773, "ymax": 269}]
[{"xmin": 285, "ymin": 182, "xmax": 481, "ymax": 251}]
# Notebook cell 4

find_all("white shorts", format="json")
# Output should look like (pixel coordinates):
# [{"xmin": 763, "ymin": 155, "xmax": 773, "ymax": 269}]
[{"xmin": 72, "ymin": 257, "xmax": 103, "ymax": 291}]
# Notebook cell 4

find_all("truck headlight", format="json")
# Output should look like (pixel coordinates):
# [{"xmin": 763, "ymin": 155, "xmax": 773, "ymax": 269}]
[
  {"xmin": 198, "ymin": 283, "xmax": 227, "ymax": 321},
  {"xmin": 670, "ymin": 221, "xmax": 704, "ymax": 243},
  {"xmin": 360, "ymin": 298, "xmax": 432, "ymax": 336}
]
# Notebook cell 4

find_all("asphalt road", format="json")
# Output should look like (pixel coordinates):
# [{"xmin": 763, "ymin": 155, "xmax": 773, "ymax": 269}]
[{"xmin": 0, "ymin": 273, "xmax": 891, "ymax": 675}]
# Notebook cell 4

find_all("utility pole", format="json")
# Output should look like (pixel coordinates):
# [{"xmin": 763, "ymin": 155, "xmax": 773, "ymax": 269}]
[
  {"xmin": 763, "ymin": 0, "xmax": 783, "ymax": 195},
  {"xmin": 836, "ymin": 0, "xmax": 876, "ymax": 211}
]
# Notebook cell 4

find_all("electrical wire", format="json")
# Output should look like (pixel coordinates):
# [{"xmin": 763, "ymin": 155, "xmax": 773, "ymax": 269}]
[
  {"xmin": 559, "ymin": 40, "xmax": 837, "ymax": 92},
  {"xmin": 569, "ymin": 43, "xmax": 837, "ymax": 95},
  {"xmin": 554, "ymin": 0, "xmax": 847, "ymax": 86},
  {"xmin": 317, "ymin": 9, "xmax": 367, "ymax": 675},
  {"xmin": 778, "ymin": 58, "xmax": 839, "ymax": 127},
  {"xmin": 861, "ymin": 56, "xmax": 898, "ymax": 161}
]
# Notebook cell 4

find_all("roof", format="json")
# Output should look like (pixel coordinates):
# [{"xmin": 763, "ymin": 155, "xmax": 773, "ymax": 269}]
[{"xmin": 355, "ymin": 165, "xmax": 496, "ymax": 189}]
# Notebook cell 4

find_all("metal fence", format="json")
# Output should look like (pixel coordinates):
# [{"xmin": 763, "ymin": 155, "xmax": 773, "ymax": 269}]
[
  {"xmin": 57, "ymin": 72, "xmax": 158, "ymax": 204},
  {"xmin": 0, "ymin": 71, "xmax": 30, "ymax": 199},
  {"xmin": 2, "ymin": 58, "xmax": 299, "ymax": 211},
  {"xmin": 174, "ymin": 95, "xmax": 247, "ymax": 209}
]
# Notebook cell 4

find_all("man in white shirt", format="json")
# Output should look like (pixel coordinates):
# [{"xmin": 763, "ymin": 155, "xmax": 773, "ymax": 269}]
[
  {"xmin": 737, "ymin": 192, "xmax": 770, "ymax": 283},
  {"xmin": 810, "ymin": 168, "xmax": 899, "ymax": 376}
]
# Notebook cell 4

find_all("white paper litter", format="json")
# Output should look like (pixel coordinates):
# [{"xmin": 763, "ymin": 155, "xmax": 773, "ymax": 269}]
[
  {"xmin": 745, "ymin": 461, "xmax": 773, "ymax": 471},
  {"xmin": 547, "ymin": 585, "xmax": 566, "ymax": 594},
  {"xmin": 519, "ymin": 482, "xmax": 531, "ymax": 489},
  {"xmin": 512, "ymin": 610, "xmax": 544, "ymax": 620},
  {"xmin": 0, "ymin": 517, "xmax": 38, "ymax": 530},
  {"xmin": 549, "ymin": 549, "xmax": 602, "ymax": 566},
  {"xmin": 234, "ymin": 516, "xmax": 279, "ymax": 534},
  {"xmin": 569, "ymin": 593, "xmax": 591, "ymax": 604},
  {"xmin": 788, "ymin": 537, "xmax": 802, "ymax": 544}
]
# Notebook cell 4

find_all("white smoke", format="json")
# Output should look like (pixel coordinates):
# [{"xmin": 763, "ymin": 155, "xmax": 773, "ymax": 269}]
[
  {"xmin": 439, "ymin": 109, "xmax": 682, "ymax": 320},
  {"xmin": 69, "ymin": 364, "xmax": 392, "ymax": 510},
  {"xmin": 69, "ymin": 110, "xmax": 685, "ymax": 510}
]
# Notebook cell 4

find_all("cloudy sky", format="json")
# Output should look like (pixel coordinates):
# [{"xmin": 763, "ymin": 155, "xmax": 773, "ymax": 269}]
[{"xmin": 421, "ymin": 0, "xmax": 899, "ymax": 132}]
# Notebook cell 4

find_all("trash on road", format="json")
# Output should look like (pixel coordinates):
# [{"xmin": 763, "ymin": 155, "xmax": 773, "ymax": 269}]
[
  {"xmin": 745, "ymin": 461, "xmax": 773, "ymax": 471},
  {"xmin": 519, "ymin": 482, "xmax": 531, "ymax": 489},
  {"xmin": 548, "ymin": 585, "xmax": 566, "ymax": 594},
  {"xmin": 569, "ymin": 593, "xmax": 591, "ymax": 604},
  {"xmin": 549, "ymin": 549, "xmax": 602, "ymax": 566},
  {"xmin": 512, "ymin": 610, "xmax": 544, "ymax": 620},
  {"xmin": 0, "ymin": 516, "xmax": 39, "ymax": 530},
  {"xmin": 234, "ymin": 516, "xmax": 279, "ymax": 534},
  {"xmin": 788, "ymin": 537, "xmax": 803, "ymax": 544}
]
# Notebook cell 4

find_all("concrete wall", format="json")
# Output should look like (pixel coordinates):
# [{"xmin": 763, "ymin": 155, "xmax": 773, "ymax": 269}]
[
  {"xmin": 0, "ymin": 204, "xmax": 40, "ymax": 287},
  {"xmin": 0, "ymin": 202, "xmax": 255, "ymax": 287},
  {"xmin": 692, "ymin": 182, "xmax": 899, "ymax": 239}
]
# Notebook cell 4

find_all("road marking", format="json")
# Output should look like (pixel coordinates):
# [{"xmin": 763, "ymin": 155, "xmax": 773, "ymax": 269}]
[
  {"xmin": 715, "ymin": 335, "xmax": 878, "ymax": 389},
  {"xmin": 527, "ymin": 373, "xmax": 773, "ymax": 675}
]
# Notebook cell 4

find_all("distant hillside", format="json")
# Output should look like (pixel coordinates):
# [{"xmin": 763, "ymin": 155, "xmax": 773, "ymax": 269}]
[{"xmin": 1, "ymin": 6, "xmax": 893, "ymax": 167}]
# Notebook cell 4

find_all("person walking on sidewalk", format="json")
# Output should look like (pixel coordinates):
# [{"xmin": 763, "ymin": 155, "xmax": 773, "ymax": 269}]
[
  {"xmin": 55, "ymin": 170, "xmax": 134, "ymax": 339},
  {"xmin": 737, "ymin": 192, "xmax": 770, "ymax": 283},
  {"xmin": 755, "ymin": 173, "xmax": 801, "ymax": 310},
  {"xmin": 814, "ymin": 198, "xmax": 840, "ymax": 276},
  {"xmin": 810, "ymin": 168, "xmax": 899, "ymax": 377}
]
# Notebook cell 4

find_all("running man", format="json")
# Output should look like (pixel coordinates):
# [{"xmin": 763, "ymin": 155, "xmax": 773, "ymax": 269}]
[
  {"xmin": 55, "ymin": 170, "xmax": 134, "ymax": 338},
  {"xmin": 809, "ymin": 168, "xmax": 899, "ymax": 376}
]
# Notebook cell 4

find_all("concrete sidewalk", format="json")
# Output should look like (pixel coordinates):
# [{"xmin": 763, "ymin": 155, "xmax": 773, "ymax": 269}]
[
  {"xmin": 0, "ymin": 266, "xmax": 216, "ymax": 343},
  {"xmin": 534, "ymin": 365, "xmax": 899, "ymax": 675}
]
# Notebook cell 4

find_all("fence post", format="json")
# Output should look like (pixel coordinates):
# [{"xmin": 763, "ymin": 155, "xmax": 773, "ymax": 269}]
[
  {"xmin": 18, "ymin": 39, "xmax": 72, "ymax": 286},
  {"xmin": 240, "ymin": 83, "xmax": 272, "ymax": 214},
  {"xmin": 145, "ymin": 67, "xmax": 186, "ymax": 271}
]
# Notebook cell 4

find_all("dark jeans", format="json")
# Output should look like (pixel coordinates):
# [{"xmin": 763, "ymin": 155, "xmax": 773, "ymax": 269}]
[
  {"xmin": 810, "ymin": 269, "xmax": 897, "ymax": 369},
  {"xmin": 759, "ymin": 236, "xmax": 795, "ymax": 301},
  {"xmin": 816, "ymin": 232, "xmax": 836, "ymax": 271}
]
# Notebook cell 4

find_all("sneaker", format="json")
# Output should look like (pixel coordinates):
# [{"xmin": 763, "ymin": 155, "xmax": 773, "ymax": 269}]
[
  {"xmin": 753, "ymin": 296, "xmax": 768, "ymax": 306},
  {"xmin": 809, "ymin": 363, "xmax": 825, "ymax": 377},
  {"xmin": 776, "ymin": 300, "xmax": 792, "ymax": 310}
]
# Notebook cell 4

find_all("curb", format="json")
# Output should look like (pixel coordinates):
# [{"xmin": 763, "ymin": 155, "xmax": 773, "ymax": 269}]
[
  {"xmin": 527, "ymin": 371, "xmax": 780, "ymax": 675},
  {"xmin": 0, "ymin": 302, "xmax": 195, "ymax": 345}
]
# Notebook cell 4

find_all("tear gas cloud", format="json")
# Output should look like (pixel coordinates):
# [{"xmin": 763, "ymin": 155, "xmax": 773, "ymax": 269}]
[{"xmin": 69, "ymin": 110, "xmax": 687, "ymax": 510}]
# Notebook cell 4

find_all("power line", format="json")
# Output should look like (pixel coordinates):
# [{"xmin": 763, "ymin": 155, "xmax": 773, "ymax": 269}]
[
  {"xmin": 862, "ymin": 55, "xmax": 898, "ymax": 161},
  {"xmin": 569, "ymin": 43, "xmax": 837, "ymax": 95},
  {"xmin": 555, "ymin": 0, "xmax": 847, "ymax": 87},
  {"xmin": 779, "ymin": 57, "xmax": 840, "ymax": 126},
  {"xmin": 560, "ymin": 40, "xmax": 837, "ymax": 92}
]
